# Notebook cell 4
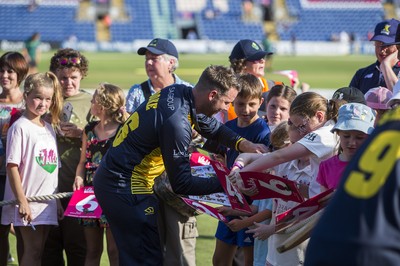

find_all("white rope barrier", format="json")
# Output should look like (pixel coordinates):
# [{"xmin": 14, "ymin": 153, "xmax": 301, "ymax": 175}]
[{"xmin": 0, "ymin": 192, "xmax": 73, "ymax": 207}]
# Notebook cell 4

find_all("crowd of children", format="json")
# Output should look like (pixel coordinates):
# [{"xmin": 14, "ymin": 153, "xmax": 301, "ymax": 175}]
[{"xmin": 0, "ymin": 33, "xmax": 400, "ymax": 266}]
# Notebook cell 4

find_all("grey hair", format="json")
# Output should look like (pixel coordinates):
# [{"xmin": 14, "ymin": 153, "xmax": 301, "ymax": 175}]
[{"xmin": 163, "ymin": 54, "xmax": 179, "ymax": 73}]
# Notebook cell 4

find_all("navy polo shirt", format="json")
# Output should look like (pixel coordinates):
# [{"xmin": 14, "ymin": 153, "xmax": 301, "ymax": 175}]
[{"xmin": 349, "ymin": 61, "xmax": 400, "ymax": 94}]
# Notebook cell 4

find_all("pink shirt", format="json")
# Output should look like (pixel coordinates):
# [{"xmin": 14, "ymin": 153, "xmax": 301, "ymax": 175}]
[{"xmin": 316, "ymin": 155, "xmax": 348, "ymax": 190}]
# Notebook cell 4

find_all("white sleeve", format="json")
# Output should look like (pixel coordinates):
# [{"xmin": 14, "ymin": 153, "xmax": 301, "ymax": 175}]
[{"xmin": 297, "ymin": 122, "xmax": 337, "ymax": 159}]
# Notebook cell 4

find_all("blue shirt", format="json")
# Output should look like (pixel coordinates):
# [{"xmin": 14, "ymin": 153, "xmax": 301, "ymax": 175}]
[
  {"xmin": 125, "ymin": 74, "xmax": 192, "ymax": 113},
  {"xmin": 225, "ymin": 117, "xmax": 271, "ymax": 168}
]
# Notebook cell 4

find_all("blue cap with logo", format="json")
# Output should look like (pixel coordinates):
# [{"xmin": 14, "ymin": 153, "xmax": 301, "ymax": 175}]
[
  {"xmin": 138, "ymin": 38, "xmax": 179, "ymax": 59},
  {"xmin": 229, "ymin": 39, "xmax": 272, "ymax": 61},
  {"xmin": 370, "ymin": 18, "xmax": 400, "ymax": 44},
  {"xmin": 331, "ymin": 103, "xmax": 375, "ymax": 134}
]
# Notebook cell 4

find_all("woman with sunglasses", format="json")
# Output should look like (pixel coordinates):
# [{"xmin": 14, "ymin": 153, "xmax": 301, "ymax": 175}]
[
  {"xmin": 42, "ymin": 48, "xmax": 93, "ymax": 266},
  {"xmin": 230, "ymin": 92, "xmax": 341, "ymax": 199},
  {"xmin": 0, "ymin": 51, "xmax": 29, "ymax": 265}
]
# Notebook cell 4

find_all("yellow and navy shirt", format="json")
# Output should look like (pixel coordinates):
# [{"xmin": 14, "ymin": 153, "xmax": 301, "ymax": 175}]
[
  {"xmin": 93, "ymin": 84, "xmax": 243, "ymax": 196},
  {"xmin": 305, "ymin": 107, "xmax": 400, "ymax": 265}
]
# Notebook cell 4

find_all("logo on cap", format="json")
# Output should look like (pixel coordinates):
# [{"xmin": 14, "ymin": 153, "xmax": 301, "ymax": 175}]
[
  {"xmin": 333, "ymin": 92, "xmax": 344, "ymax": 100},
  {"xmin": 252, "ymin": 42, "xmax": 260, "ymax": 50},
  {"xmin": 381, "ymin": 24, "xmax": 391, "ymax": 36},
  {"xmin": 148, "ymin": 39, "xmax": 158, "ymax": 47}
]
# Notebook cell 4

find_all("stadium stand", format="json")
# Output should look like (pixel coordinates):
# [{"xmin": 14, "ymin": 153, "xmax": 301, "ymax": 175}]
[
  {"xmin": 0, "ymin": 0, "xmax": 387, "ymax": 43},
  {"xmin": 281, "ymin": 0, "xmax": 385, "ymax": 41}
]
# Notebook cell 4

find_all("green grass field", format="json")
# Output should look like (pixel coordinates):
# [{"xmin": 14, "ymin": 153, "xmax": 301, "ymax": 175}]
[
  {"xmin": 36, "ymin": 52, "xmax": 375, "ymax": 90},
  {"xmin": 6, "ymin": 51, "xmax": 375, "ymax": 265}
]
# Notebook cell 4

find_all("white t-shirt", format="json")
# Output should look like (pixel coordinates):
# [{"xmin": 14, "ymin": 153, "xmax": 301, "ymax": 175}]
[
  {"xmin": 266, "ymin": 159, "xmax": 313, "ymax": 266},
  {"xmin": 1, "ymin": 116, "xmax": 59, "ymax": 226},
  {"xmin": 297, "ymin": 120, "xmax": 338, "ymax": 197}
]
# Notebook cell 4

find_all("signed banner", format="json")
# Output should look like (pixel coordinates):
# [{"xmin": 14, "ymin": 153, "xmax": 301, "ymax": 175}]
[
  {"xmin": 182, "ymin": 197, "xmax": 228, "ymax": 222},
  {"xmin": 64, "ymin": 186, "xmax": 102, "ymax": 218},
  {"xmin": 190, "ymin": 151, "xmax": 211, "ymax": 166},
  {"xmin": 210, "ymin": 160, "xmax": 252, "ymax": 214},
  {"xmin": 190, "ymin": 165, "xmax": 230, "ymax": 206},
  {"xmin": 275, "ymin": 188, "xmax": 334, "ymax": 232},
  {"xmin": 240, "ymin": 171, "xmax": 304, "ymax": 203}
]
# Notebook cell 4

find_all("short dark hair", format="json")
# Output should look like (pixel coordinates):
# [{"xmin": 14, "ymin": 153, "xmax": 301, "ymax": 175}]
[
  {"xmin": 0, "ymin": 51, "xmax": 29, "ymax": 86},
  {"xmin": 197, "ymin": 65, "xmax": 240, "ymax": 95}
]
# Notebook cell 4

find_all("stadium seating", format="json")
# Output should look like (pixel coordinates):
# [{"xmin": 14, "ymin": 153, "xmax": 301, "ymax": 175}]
[
  {"xmin": 280, "ymin": 0, "xmax": 384, "ymax": 41},
  {"xmin": 195, "ymin": 0, "xmax": 264, "ymax": 41},
  {"xmin": 110, "ymin": 0, "xmax": 153, "ymax": 42},
  {"xmin": 0, "ymin": 0, "xmax": 386, "ymax": 43}
]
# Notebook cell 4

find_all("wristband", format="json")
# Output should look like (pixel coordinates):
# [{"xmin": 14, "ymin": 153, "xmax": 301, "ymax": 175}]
[{"xmin": 232, "ymin": 162, "xmax": 244, "ymax": 170}]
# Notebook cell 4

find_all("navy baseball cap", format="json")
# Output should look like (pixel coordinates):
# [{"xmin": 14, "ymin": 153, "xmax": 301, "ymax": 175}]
[
  {"xmin": 138, "ymin": 38, "xmax": 179, "ymax": 59},
  {"xmin": 331, "ymin": 87, "xmax": 367, "ymax": 105},
  {"xmin": 370, "ymin": 18, "xmax": 400, "ymax": 44},
  {"xmin": 229, "ymin": 39, "xmax": 272, "ymax": 61}
]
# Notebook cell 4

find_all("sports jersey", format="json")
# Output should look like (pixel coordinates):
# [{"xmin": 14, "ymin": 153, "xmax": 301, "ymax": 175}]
[
  {"xmin": 305, "ymin": 108, "xmax": 400, "ymax": 266},
  {"xmin": 349, "ymin": 60, "xmax": 400, "ymax": 94},
  {"xmin": 125, "ymin": 74, "xmax": 191, "ymax": 113},
  {"xmin": 204, "ymin": 117, "xmax": 271, "ymax": 169},
  {"xmin": 93, "ymin": 84, "xmax": 244, "ymax": 196}
]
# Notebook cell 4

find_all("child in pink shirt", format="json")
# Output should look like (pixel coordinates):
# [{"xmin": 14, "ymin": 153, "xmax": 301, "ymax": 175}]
[{"xmin": 317, "ymin": 103, "xmax": 375, "ymax": 191}]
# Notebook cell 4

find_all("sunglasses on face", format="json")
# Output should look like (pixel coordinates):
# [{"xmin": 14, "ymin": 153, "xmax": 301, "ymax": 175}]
[
  {"xmin": 57, "ymin": 56, "xmax": 81, "ymax": 66},
  {"xmin": 288, "ymin": 117, "xmax": 310, "ymax": 134}
]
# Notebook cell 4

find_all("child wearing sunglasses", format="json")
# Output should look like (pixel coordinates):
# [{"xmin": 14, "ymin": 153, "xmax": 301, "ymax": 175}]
[{"xmin": 230, "ymin": 91, "xmax": 341, "ymax": 198}]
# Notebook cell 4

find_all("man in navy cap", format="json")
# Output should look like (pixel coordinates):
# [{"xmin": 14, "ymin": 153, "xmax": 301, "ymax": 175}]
[
  {"xmin": 349, "ymin": 18, "xmax": 400, "ymax": 93},
  {"xmin": 125, "ymin": 38, "xmax": 197, "ymax": 266},
  {"xmin": 126, "ymin": 38, "xmax": 191, "ymax": 113}
]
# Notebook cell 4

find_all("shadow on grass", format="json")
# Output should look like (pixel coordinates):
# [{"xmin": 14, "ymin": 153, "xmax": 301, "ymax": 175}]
[{"xmin": 198, "ymin": 234, "xmax": 215, "ymax": 240}]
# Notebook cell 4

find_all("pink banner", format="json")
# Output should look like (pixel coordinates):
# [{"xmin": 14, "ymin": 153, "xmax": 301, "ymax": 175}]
[
  {"xmin": 210, "ymin": 160, "xmax": 252, "ymax": 214},
  {"xmin": 181, "ymin": 197, "xmax": 228, "ymax": 222},
  {"xmin": 190, "ymin": 152, "xmax": 211, "ymax": 166},
  {"xmin": 275, "ymin": 188, "xmax": 334, "ymax": 232},
  {"xmin": 240, "ymin": 171, "xmax": 304, "ymax": 203},
  {"xmin": 64, "ymin": 186, "xmax": 102, "ymax": 218}
]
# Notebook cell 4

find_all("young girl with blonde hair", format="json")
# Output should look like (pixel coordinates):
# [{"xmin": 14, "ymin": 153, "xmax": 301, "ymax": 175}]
[
  {"xmin": 1, "ymin": 72, "xmax": 63, "ymax": 266},
  {"xmin": 73, "ymin": 83, "xmax": 128, "ymax": 266}
]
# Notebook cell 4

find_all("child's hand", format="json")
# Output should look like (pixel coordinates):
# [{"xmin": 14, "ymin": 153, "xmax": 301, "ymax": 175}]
[
  {"xmin": 18, "ymin": 201, "xmax": 32, "ymax": 223},
  {"xmin": 227, "ymin": 218, "xmax": 245, "ymax": 232},
  {"xmin": 228, "ymin": 170, "xmax": 241, "ymax": 185},
  {"xmin": 236, "ymin": 177, "xmax": 258, "ymax": 197},
  {"xmin": 73, "ymin": 176, "xmax": 84, "ymax": 191},
  {"xmin": 246, "ymin": 222, "xmax": 275, "ymax": 240},
  {"xmin": 216, "ymin": 206, "xmax": 234, "ymax": 216}
]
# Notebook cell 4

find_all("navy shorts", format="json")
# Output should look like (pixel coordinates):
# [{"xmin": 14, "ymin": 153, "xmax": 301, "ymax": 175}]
[{"xmin": 215, "ymin": 218, "xmax": 254, "ymax": 247}]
